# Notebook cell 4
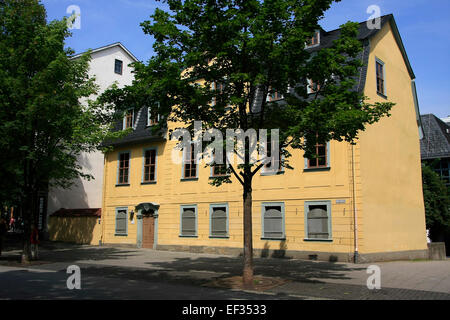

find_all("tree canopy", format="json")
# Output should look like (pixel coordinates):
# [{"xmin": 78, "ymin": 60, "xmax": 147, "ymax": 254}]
[{"xmin": 101, "ymin": 0, "xmax": 395, "ymax": 286}]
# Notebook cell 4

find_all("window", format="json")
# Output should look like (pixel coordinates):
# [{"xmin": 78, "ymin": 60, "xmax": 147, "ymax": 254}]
[
  {"xmin": 143, "ymin": 149, "xmax": 157, "ymax": 183},
  {"xmin": 267, "ymin": 88, "xmax": 284, "ymax": 102},
  {"xmin": 117, "ymin": 152, "xmax": 130, "ymax": 185},
  {"xmin": 211, "ymin": 81, "xmax": 227, "ymax": 106},
  {"xmin": 115, "ymin": 207, "xmax": 128, "ymax": 236},
  {"xmin": 147, "ymin": 103, "xmax": 160, "ymax": 126},
  {"xmin": 307, "ymin": 78, "xmax": 321, "ymax": 94},
  {"xmin": 261, "ymin": 203, "xmax": 285, "ymax": 240},
  {"xmin": 261, "ymin": 139, "xmax": 282, "ymax": 175},
  {"xmin": 183, "ymin": 143, "xmax": 198, "ymax": 179},
  {"xmin": 180, "ymin": 205, "xmax": 197, "ymax": 237},
  {"xmin": 306, "ymin": 31, "xmax": 320, "ymax": 48},
  {"xmin": 210, "ymin": 204, "xmax": 229, "ymax": 238},
  {"xmin": 306, "ymin": 141, "xmax": 329, "ymax": 169},
  {"xmin": 115, "ymin": 59, "xmax": 123, "ymax": 75},
  {"xmin": 376, "ymin": 59, "xmax": 385, "ymax": 96},
  {"xmin": 123, "ymin": 110, "xmax": 134, "ymax": 130},
  {"xmin": 305, "ymin": 201, "xmax": 332, "ymax": 240},
  {"xmin": 211, "ymin": 149, "xmax": 228, "ymax": 177}
]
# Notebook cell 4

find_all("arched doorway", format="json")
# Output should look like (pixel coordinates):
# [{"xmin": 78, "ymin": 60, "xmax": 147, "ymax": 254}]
[{"xmin": 136, "ymin": 203, "xmax": 159, "ymax": 249}]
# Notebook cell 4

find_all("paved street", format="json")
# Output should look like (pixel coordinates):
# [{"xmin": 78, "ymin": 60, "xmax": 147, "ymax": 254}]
[{"xmin": 0, "ymin": 240, "xmax": 449, "ymax": 300}]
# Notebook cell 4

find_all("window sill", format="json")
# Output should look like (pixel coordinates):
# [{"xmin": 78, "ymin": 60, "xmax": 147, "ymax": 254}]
[
  {"xmin": 141, "ymin": 181, "xmax": 157, "ymax": 185},
  {"xmin": 303, "ymin": 167, "xmax": 330, "ymax": 172},
  {"xmin": 115, "ymin": 184, "xmax": 130, "ymax": 187},
  {"xmin": 209, "ymin": 236, "xmax": 230, "ymax": 239},
  {"xmin": 261, "ymin": 238, "xmax": 286, "ymax": 241},
  {"xmin": 261, "ymin": 170, "xmax": 285, "ymax": 176},
  {"xmin": 377, "ymin": 92, "xmax": 388, "ymax": 100},
  {"xmin": 181, "ymin": 178, "xmax": 199, "ymax": 182},
  {"xmin": 179, "ymin": 235, "xmax": 198, "ymax": 238},
  {"xmin": 209, "ymin": 175, "xmax": 231, "ymax": 179},
  {"xmin": 115, "ymin": 234, "xmax": 128, "ymax": 237},
  {"xmin": 303, "ymin": 238, "xmax": 333, "ymax": 242}
]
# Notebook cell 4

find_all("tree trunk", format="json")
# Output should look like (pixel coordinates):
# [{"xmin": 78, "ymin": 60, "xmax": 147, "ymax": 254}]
[{"xmin": 242, "ymin": 180, "xmax": 254, "ymax": 288}]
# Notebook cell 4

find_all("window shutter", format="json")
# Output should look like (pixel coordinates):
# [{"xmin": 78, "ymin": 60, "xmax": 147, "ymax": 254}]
[
  {"xmin": 307, "ymin": 205, "xmax": 329, "ymax": 239},
  {"xmin": 263, "ymin": 206, "xmax": 283, "ymax": 239},
  {"xmin": 181, "ymin": 208, "xmax": 196, "ymax": 236},
  {"xmin": 116, "ymin": 209, "xmax": 127, "ymax": 235},
  {"xmin": 211, "ymin": 207, "xmax": 227, "ymax": 237}
]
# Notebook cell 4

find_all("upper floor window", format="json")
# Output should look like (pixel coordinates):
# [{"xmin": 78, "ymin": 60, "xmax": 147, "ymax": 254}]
[
  {"xmin": 115, "ymin": 59, "xmax": 123, "ymax": 75},
  {"xmin": 262, "ymin": 139, "xmax": 283, "ymax": 175},
  {"xmin": 307, "ymin": 78, "xmax": 321, "ymax": 94},
  {"xmin": 306, "ymin": 140, "xmax": 329, "ymax": 169},
  {"xmin": 376, "ymin": 58, "xmax": 386, "ymax": 96},
  {"xmin": 117, "ymin": 152, "xmax": 130, "ymax": 185},
  {"xmin": 211, "ymin": 81, "xmax": 228, "ymax": 107},
  {"xmin": 267, "ymin": 88, "xmax": 284, "ymax": 102},
  {"xmin": 306, "ymin": 31, "xmax": 320, "ymax": 48},
  {"xmin": 123, "ymin": 110, "xmax": 134, "ymax": 130},
  {"xmin": 211, "ymin": 150, "xmax": 228, "ymax": 177},
  {"xmin": 183, "ymin": 143, "xmax": 198, "ymax": 179},
  {"xmin": 143, "ymin": 149, "xmax": 157, "ymax": 183},
  {"xmin": 147, "ymin": 103, "xmax": 160, "ymax": 126}
]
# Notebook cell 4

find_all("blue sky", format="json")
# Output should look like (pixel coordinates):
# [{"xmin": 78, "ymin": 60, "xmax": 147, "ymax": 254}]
[{"xmin": 42, "ymin": 0, "xmax": 450, "ymax": 118}]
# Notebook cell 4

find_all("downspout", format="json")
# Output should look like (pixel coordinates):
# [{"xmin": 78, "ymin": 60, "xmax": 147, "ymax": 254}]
[
  {"xmin": 352, "ymin": 144, "xmax": 359, "ymax": 263},
  {"xmin": 100, "ymin": 153, "xmax": 108, "ymax": 246}
]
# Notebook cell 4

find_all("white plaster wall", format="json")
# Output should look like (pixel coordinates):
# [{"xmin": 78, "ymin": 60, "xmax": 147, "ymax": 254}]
[{"xmin": 47, "ymin": 45, "xmax": 136, "ymax": 215}]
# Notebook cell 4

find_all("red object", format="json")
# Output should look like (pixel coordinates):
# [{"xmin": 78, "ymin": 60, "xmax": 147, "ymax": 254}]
[{"xmin": 31, "ymin": 228, "xmax": 40, "ymax": 245}]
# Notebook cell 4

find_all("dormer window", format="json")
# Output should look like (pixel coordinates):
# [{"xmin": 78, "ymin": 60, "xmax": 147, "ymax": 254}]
[
  {"xmin": 115, "ymin": 59, "xmax": 123, "ymax": 75},
  {"xmin": 147, "ymin": 103, "xmax": 161, "ymax": 126},
  {"xmin": 123, "ymin": 109, "xmax": 134, "ymax": 130},
  {"xmin": 307, "ymin": 79, "xmax": 321, "ymax": 94},
  {"xmin": 306, "ymin": 31, "xmax": 320, "ymax": 48},
  {"xmin": 267, "ymin": 87, "xmax": 284, "ymax": 102}
]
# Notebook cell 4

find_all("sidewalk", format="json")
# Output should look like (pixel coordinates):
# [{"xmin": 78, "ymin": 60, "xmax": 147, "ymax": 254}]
[{"xmin": 1, "ymin": 241, "xmax": 449, "ymax": 300}]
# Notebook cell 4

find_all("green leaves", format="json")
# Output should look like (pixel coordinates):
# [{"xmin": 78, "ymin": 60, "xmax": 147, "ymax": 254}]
[{"xmin": 0, "ymin": 0, "xmax": 110, "ymax": 204}]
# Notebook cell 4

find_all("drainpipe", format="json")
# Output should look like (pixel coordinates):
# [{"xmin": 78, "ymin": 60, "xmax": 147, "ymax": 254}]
[{"xmin": 352, "ymin": 144, "xmax": 359, "ymax": 263}]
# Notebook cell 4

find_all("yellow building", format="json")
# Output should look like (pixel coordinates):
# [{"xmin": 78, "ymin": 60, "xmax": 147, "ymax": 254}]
[{"xmin": 100, "ymin": 14, "xmax": 428, "ymax": 262}]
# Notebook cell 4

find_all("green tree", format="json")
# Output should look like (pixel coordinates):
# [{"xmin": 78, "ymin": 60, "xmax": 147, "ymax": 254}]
[
  {"xmin": 102, "ymin": 0, "xmax": 394, "ymax": 287},
  {"xmin": 0, "ymin": 0, "xmax": 118, "ymax": 262},
  {"xmin": 422, "ymin": 164, "xmax": 450, "ymax": 242}
]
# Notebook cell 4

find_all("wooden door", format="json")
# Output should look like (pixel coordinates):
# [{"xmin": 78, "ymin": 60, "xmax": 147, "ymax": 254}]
[{"xmin": 142, "ymin": 216, "xmax": 155, "ymax": 249}]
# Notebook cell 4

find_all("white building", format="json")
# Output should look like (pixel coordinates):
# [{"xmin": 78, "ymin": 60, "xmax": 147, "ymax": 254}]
[{"xmin": 46, "ymin": 43, "xmax": 138, "ymax": 227}]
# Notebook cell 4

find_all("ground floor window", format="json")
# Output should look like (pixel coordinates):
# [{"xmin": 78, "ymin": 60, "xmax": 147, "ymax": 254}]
[
  {"xmin": 210, "ymin": 204, "xmax": 229, "ymax": 238},
  {"xmin": 261, "ymin": 202, "xmax": 285, "ymax": 240},
  {"xmin": 180, "ymin": 205, "xmax": 197, "ymax": 237},
  {"xmin": 304, "ymin": 201, "xmax": 332, "ymax": 240},
  {"xmin": 115, "ymin": 207, "xmax": 128, "ymax": 236}
]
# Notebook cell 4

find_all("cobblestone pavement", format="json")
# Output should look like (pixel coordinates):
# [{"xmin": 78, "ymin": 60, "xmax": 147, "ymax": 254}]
[{"xmin": 0, "ymin": 240, "xmax": 449, "ymax": 300}]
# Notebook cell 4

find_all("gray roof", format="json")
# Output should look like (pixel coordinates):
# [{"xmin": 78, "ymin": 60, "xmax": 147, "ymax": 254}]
[
  {"xmin": 420, "ymin": 114, "xmax": 450, "ymax": 160},
  {"xmin": 107, "ymin": 14, "xmax": 415, "ymax": 147}
]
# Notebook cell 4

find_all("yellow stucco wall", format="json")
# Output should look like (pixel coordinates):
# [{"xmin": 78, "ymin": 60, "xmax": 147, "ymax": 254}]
[
  {"xmin": 48, "ymin": 216, "xmax": 102, "ymax": 245},
  {"xmin": 357, "ymin": 22, "xmax": 428, "ymax": 254},
  {"xmin": 100, "ymin": 21, "xmax": 427, "ymax": 260},
  {"xmin": 102, "ymin": 138, "xmax": 356, "ymax": 255}
]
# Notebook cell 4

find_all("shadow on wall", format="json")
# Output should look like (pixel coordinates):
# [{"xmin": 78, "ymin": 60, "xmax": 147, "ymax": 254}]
[
  {"xmin": 48, "ymin": 176, "xmax": 90, "ymax": 216},
  {"xmin": 261, "ymin": 241, "xmax": 289, "ymax": 259},
  {"xmin": 48, "ymin": 216, "xmax": 101, "ymax": 245}
]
